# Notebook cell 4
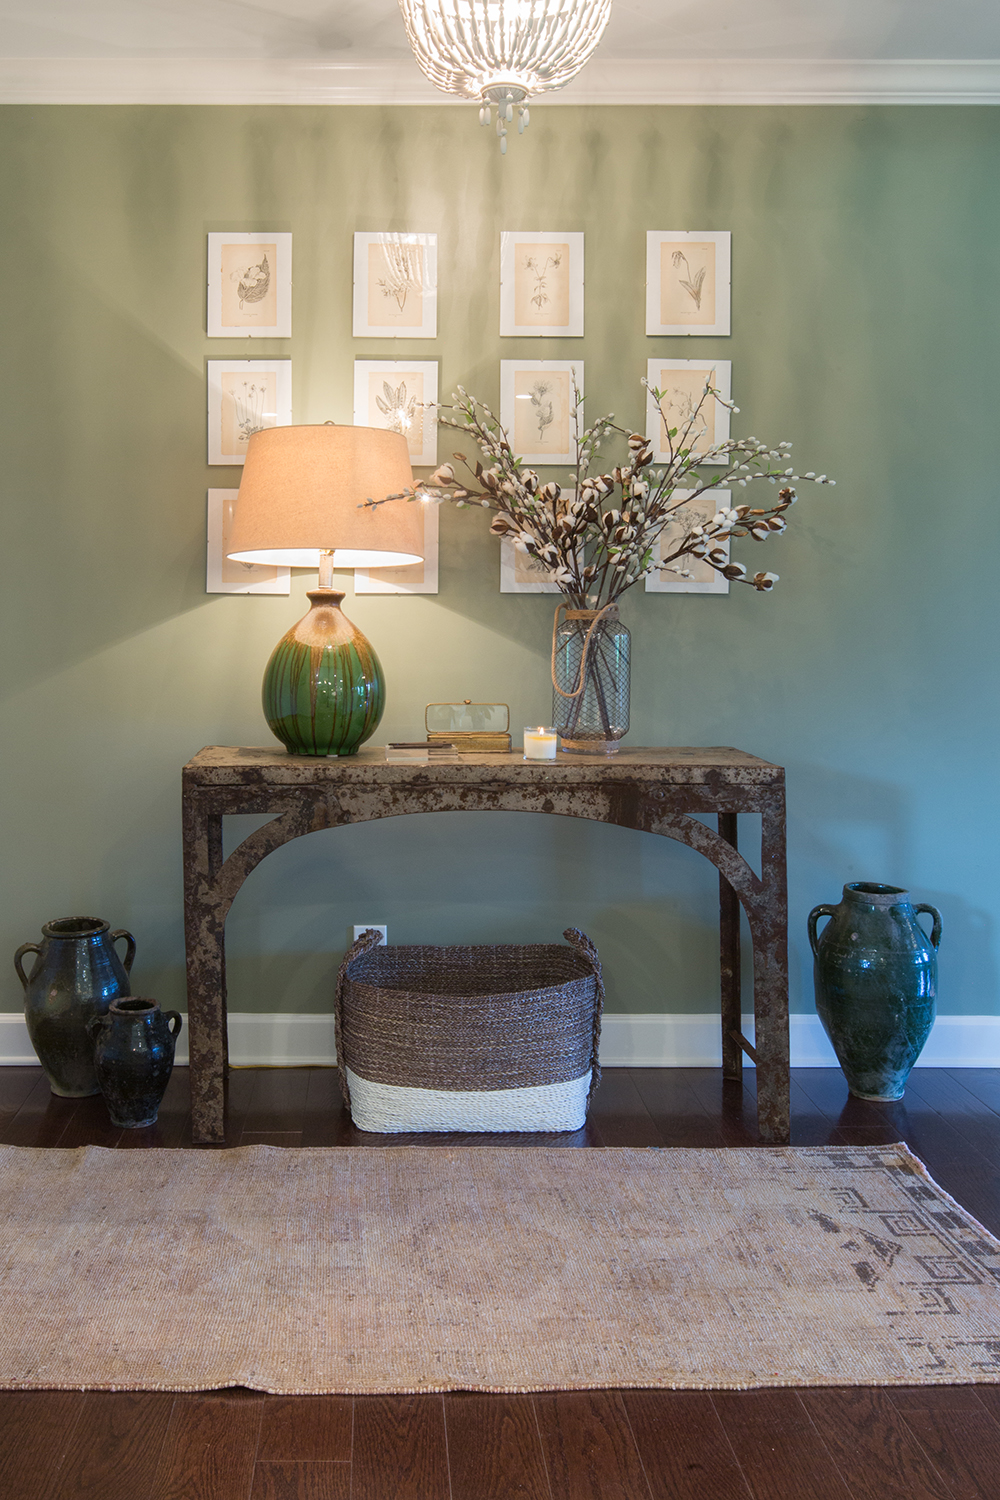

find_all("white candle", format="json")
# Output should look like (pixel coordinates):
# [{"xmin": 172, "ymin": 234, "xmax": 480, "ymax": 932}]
[{"xmin": 523, "ymin": 727, "xmax": 558, "ymax": 760}]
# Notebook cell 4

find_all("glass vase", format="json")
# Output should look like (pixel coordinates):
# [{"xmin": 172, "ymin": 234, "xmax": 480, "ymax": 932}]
[{"xmin": 552, "ymin": 606, "xmax": 630, "ymax": 755}]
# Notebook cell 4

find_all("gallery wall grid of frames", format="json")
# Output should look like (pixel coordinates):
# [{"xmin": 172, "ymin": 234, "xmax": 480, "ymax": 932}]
[{"xmin": 204, "ymin": 228, "xmax": 735, "ymax": 594}]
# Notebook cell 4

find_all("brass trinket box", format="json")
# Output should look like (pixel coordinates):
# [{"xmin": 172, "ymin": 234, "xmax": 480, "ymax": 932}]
[{"xmin": 425, "ymin": 701, "xmax": 511, "ymax": 753}]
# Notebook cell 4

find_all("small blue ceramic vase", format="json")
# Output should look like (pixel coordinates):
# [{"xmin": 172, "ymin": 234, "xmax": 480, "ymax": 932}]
[
  {"xmin": 809, "ymin": 883, "xmax": 942, "ymax": 1101},
  {"xmin": 89, "ymin": 997, "xmax": 182, "ymax": 1128}
]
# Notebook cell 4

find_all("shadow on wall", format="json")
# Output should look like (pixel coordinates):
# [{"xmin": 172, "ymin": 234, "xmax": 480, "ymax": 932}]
[{"xmin": 3, "ymin": 244, "xmax": 215, "ymax": 699}]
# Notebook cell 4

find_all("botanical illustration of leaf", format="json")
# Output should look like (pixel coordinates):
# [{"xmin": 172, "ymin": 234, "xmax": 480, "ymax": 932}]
[
  {"xmin": 678, "ymin": 266, "xmax": 707, "ymax": 309},
  {"xmin": 375, "ymin": 379, "xmax": 417, "ymax": 435},
  {"xmin": 237, "ymin": 254, "xmax": 271, "ymax": 309},
  {"xmin": 378, "ymin": 240, "xmax": 423, "ymax": 311}
]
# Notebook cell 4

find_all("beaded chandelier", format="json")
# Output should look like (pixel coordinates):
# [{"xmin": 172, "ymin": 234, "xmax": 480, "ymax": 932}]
[{"xmin": 396, "ymin": 0, "xmax": 614, "ymax": 151}]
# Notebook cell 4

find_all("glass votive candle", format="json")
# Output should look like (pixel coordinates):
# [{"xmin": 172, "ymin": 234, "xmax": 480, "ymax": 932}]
[{"xmin": 523, "ymin": 726, "xmax": 558, "ymax": 760}]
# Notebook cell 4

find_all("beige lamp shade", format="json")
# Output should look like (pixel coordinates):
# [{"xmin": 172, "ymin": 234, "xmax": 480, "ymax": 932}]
[{"xmin": 227, "ymin": 424, "xmax": 424, "ymax": 568}]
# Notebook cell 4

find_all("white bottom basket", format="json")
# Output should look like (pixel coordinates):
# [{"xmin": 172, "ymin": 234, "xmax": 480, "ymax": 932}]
[{"xmin": 345, "ymin": 1066, "xmax": 592, "ymax": 1134}]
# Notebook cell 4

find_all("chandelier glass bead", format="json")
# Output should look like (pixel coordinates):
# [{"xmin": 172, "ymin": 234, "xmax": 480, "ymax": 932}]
[{"xmin": 397, "ymin": 0, "xmax": 613, "ymax": 150}]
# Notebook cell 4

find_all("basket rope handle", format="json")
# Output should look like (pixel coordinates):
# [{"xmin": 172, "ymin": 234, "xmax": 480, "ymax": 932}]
[
  {"xmin": 551, "ymin": 602, "xmax": 618, "ymax": 700},
  {"xmin": 563, "ymin": 927, "xmax": 604, "ymax": 1104},
  {"xmin": 333, "ymin": 928, "xmax": 386, "ymax": 1113}
]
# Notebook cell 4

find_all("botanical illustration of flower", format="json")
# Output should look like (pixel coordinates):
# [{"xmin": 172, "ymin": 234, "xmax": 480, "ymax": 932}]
[
  {"xmin": 233, "ymin": 255, "xmax": 270, "ymax": 310},
  {"xmin": 233, "ymin": 381, "xmax": 267, "ymax": 443},
  {"xmin": 529, "ymin": 379, "xmax": 555, "ymax": 442},
  {"xmin": 523, "ymin": 252, "xmax": 562, "ymax": 310},
  {"xmin": 663, "ymin": 387, "xmax": 697, "ymax": 424},
  {"xmin": 375, "ymin": 380, "xmax": 418, "ymax": 436},
  {"xmin": 377, "ymin": 240, "xmax": 424, "ymax": 312},
  {"xmin": 658, "ymin": 501, "xmax": 706, "ymax": 577},
  {"xmin": 658, "ymin": 387, "xmax": 703, "ymax": 445},
  {"xmin": 671, "ymin": 250, "xmax": 706, "ymax": 310}
]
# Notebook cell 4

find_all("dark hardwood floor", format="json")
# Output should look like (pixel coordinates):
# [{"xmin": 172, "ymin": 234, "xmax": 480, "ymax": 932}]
[{"xmin": 3, "ymin": 1063, "xmax": 1000, "ymax": 1500}]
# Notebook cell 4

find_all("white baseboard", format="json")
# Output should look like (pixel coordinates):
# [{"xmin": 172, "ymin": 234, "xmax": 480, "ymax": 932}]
[
  {"xmin": 2, "ymin": 1011, "xmax": 999, "ymax": 1069},
  {"xmin": 0, "ymin": 1012, "xmax": 336, "ymax": 1069}
]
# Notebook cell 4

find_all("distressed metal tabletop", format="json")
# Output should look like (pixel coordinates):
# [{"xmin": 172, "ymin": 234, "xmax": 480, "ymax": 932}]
[{"xmin": 184, "ymin": 744, "xmax": 784, "ymax": 786}]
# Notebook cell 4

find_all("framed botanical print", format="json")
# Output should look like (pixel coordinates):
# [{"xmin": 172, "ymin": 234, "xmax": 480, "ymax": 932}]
[
  {"xmin": 207, "ymin": 232, "xmax": 292, "ymax": 338},
  {"xmin": 353, "ymin": 360, "xmax": 438, "ymax": 468},
  {"xmin": 646, "ymin": 231, "xmax": 730, "ymax": 337},
  {"xmin": 644, "ymin": 489, "xmax": 731, "ymax": 595},
  {"xmin": 499, "ymin": 360, "xmax": 582, "ymax": 466},
  {"xmin": 207, "ymin": 359, "xmax": 292, "ymax": 466},
  {"xmin": 500, "ymin": 231, "xmax": 584, "ymax": 336},
  {"xmin": 354, "ymin": 502, "xmax": 439, "ymax": 595},
  {"xmin": 206, "ymin": 490, "xmax": 290, "ymax": 595},
  {"xmin": 353, "ymin": 232, "xmax": 437, "ymax": 338},
  {"xmin": 645, "ymin": 359, "xmax": 731, "ymax": 465}
]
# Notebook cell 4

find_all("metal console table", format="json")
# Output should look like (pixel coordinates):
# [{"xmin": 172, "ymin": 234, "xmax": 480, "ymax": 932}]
[{"xmin": 182, "ymin": 746, "xmax": 789, "ymax": 1145}]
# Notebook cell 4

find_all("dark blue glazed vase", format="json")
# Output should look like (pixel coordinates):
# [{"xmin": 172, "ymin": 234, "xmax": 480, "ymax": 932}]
[
  {"xmin": 89, "ymin": 997, "xmax": 182, "ymax": 1128},
  {"xmin": 809, "ymin": 883, "xmax": 942, "ymax": 1101},
  {"xmin": 15, "ymin": 917, "xmax": 136, "ymax": 1097}
]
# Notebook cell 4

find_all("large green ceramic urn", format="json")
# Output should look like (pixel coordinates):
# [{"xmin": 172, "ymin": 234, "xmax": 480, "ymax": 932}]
[
  {"xmin": 809, "ymin": 883, "xmax": 942, "ymax": 1101},
  {"xmin": 263, "ymin": 589, "xmax": 385, "ymax": 756}
]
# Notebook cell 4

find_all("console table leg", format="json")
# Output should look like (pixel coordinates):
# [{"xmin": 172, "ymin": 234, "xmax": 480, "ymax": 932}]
[
  {"xmin": 753, "ymin": 795, "xmax": 790, "ymax": 1144},
  {"xmin": 754, "ymin": 998, "xmax": 791, "ymax": 1144},
  {"xmin": 183, "ymin": 809, "xmax": 229, "ymax": 1146},
  {"xmin": 718, "ymin": 812, "xmax": 742, "ymax": 1081}
]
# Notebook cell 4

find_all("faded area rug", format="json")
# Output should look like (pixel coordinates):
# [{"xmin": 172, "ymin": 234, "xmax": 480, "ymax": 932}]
[{"xmin": 2, "ymin": 1143, "xmax": 1000, "ymax": 1394}]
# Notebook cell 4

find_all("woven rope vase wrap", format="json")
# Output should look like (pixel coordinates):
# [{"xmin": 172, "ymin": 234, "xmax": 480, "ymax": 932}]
[{"xmin": 334, "ymin": 928, "xmax": 603, "ymax": 1133}]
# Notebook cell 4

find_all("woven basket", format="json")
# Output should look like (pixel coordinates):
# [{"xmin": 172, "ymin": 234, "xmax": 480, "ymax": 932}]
[{"xmin": 334, "ymin": 928, "xmax": 603, "ymax": 1134}]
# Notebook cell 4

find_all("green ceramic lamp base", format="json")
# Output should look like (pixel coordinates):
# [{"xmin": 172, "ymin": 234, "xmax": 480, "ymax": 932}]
[{"xmin": 263, "ymin": 589, "xmax": 385, "ymax": 757}]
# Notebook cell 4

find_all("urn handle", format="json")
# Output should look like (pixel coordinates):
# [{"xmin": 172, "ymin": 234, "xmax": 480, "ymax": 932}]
[
  {"xmin": 86, "ymin": 1014, "xmax": 108, "ymax": 1042},
  {"xmin": 13, "ymin": 943, "xmax": 42, "ymax": 990},
  {"xmin": 165, "ymin": 1012, "xmax": 183, "ymax": 1039},
  {"xmin": 914, "ymin": 904, "xmax": 943, "ymax": 950},
  {"xmin": 110, "ymin": 929, "xmax": 137, "ymax": 974},
  {"xmin": 807, "ymin": 906, "xmax": 838, "ymax": 958}
]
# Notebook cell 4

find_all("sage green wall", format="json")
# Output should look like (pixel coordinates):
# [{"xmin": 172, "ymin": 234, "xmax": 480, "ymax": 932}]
[{"xmin": 1, "ymin": 104, "xmax": 997, "ymax": 1021}]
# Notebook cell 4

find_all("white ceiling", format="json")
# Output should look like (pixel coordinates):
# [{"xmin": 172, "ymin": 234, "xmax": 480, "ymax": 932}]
[{"xmin": 1, "ymin": 0, "xmax": 998, "ymax": 103}]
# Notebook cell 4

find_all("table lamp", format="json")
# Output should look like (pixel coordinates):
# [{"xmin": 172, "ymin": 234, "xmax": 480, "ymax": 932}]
[{"xmin": 227, "ymin": 423, "xmax": 423, "ymax": 756}]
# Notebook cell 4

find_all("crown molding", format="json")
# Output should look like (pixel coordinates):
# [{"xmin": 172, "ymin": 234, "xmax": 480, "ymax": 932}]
[
  {"xmin": 0, "ymin": 56, "xmax": 998, "ymax": 106},
  {"xmin": 563, "ymin": 57, "xmax": 1000, "ymax": 105}
]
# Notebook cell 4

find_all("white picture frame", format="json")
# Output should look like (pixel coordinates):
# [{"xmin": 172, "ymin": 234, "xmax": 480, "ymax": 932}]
[
  {"xmin": 207, "ymin": 232, "xmax": 292, "ymax": 338},
  {"xmin": 500, "ymin": 231, "xmax": 584, "ymax": 337},
  {"xmin": 353, "ymin": 232, "xmax": 437, "ymax": 338},
  {"xmin": 499, "ymin": 360, "xmax": 582, "ymax": 466},
  {"xmin": 206, "ymin": 490, "xmax": 290, "ymax": 595},
  {"xmin": 354, "ymin": 502, "xmax": 439, "ymax": 595},
  {"xmin": 353, "ymin": 360, "xmax": 438, "ymax": 468},
  {"xmin": 645, "ymin": 489, "xmax": 731, "ymax": 595},
  {"xmin": 646, "ymin": 231, "xmax": 730, "ymax": 337},
  {"xmin": 645, "ymin": 359, "xmax": 731, "ymax": 466},
  {"xmin": 207, "ymin": 359, "xmax": 292, "ymax": 466}
]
